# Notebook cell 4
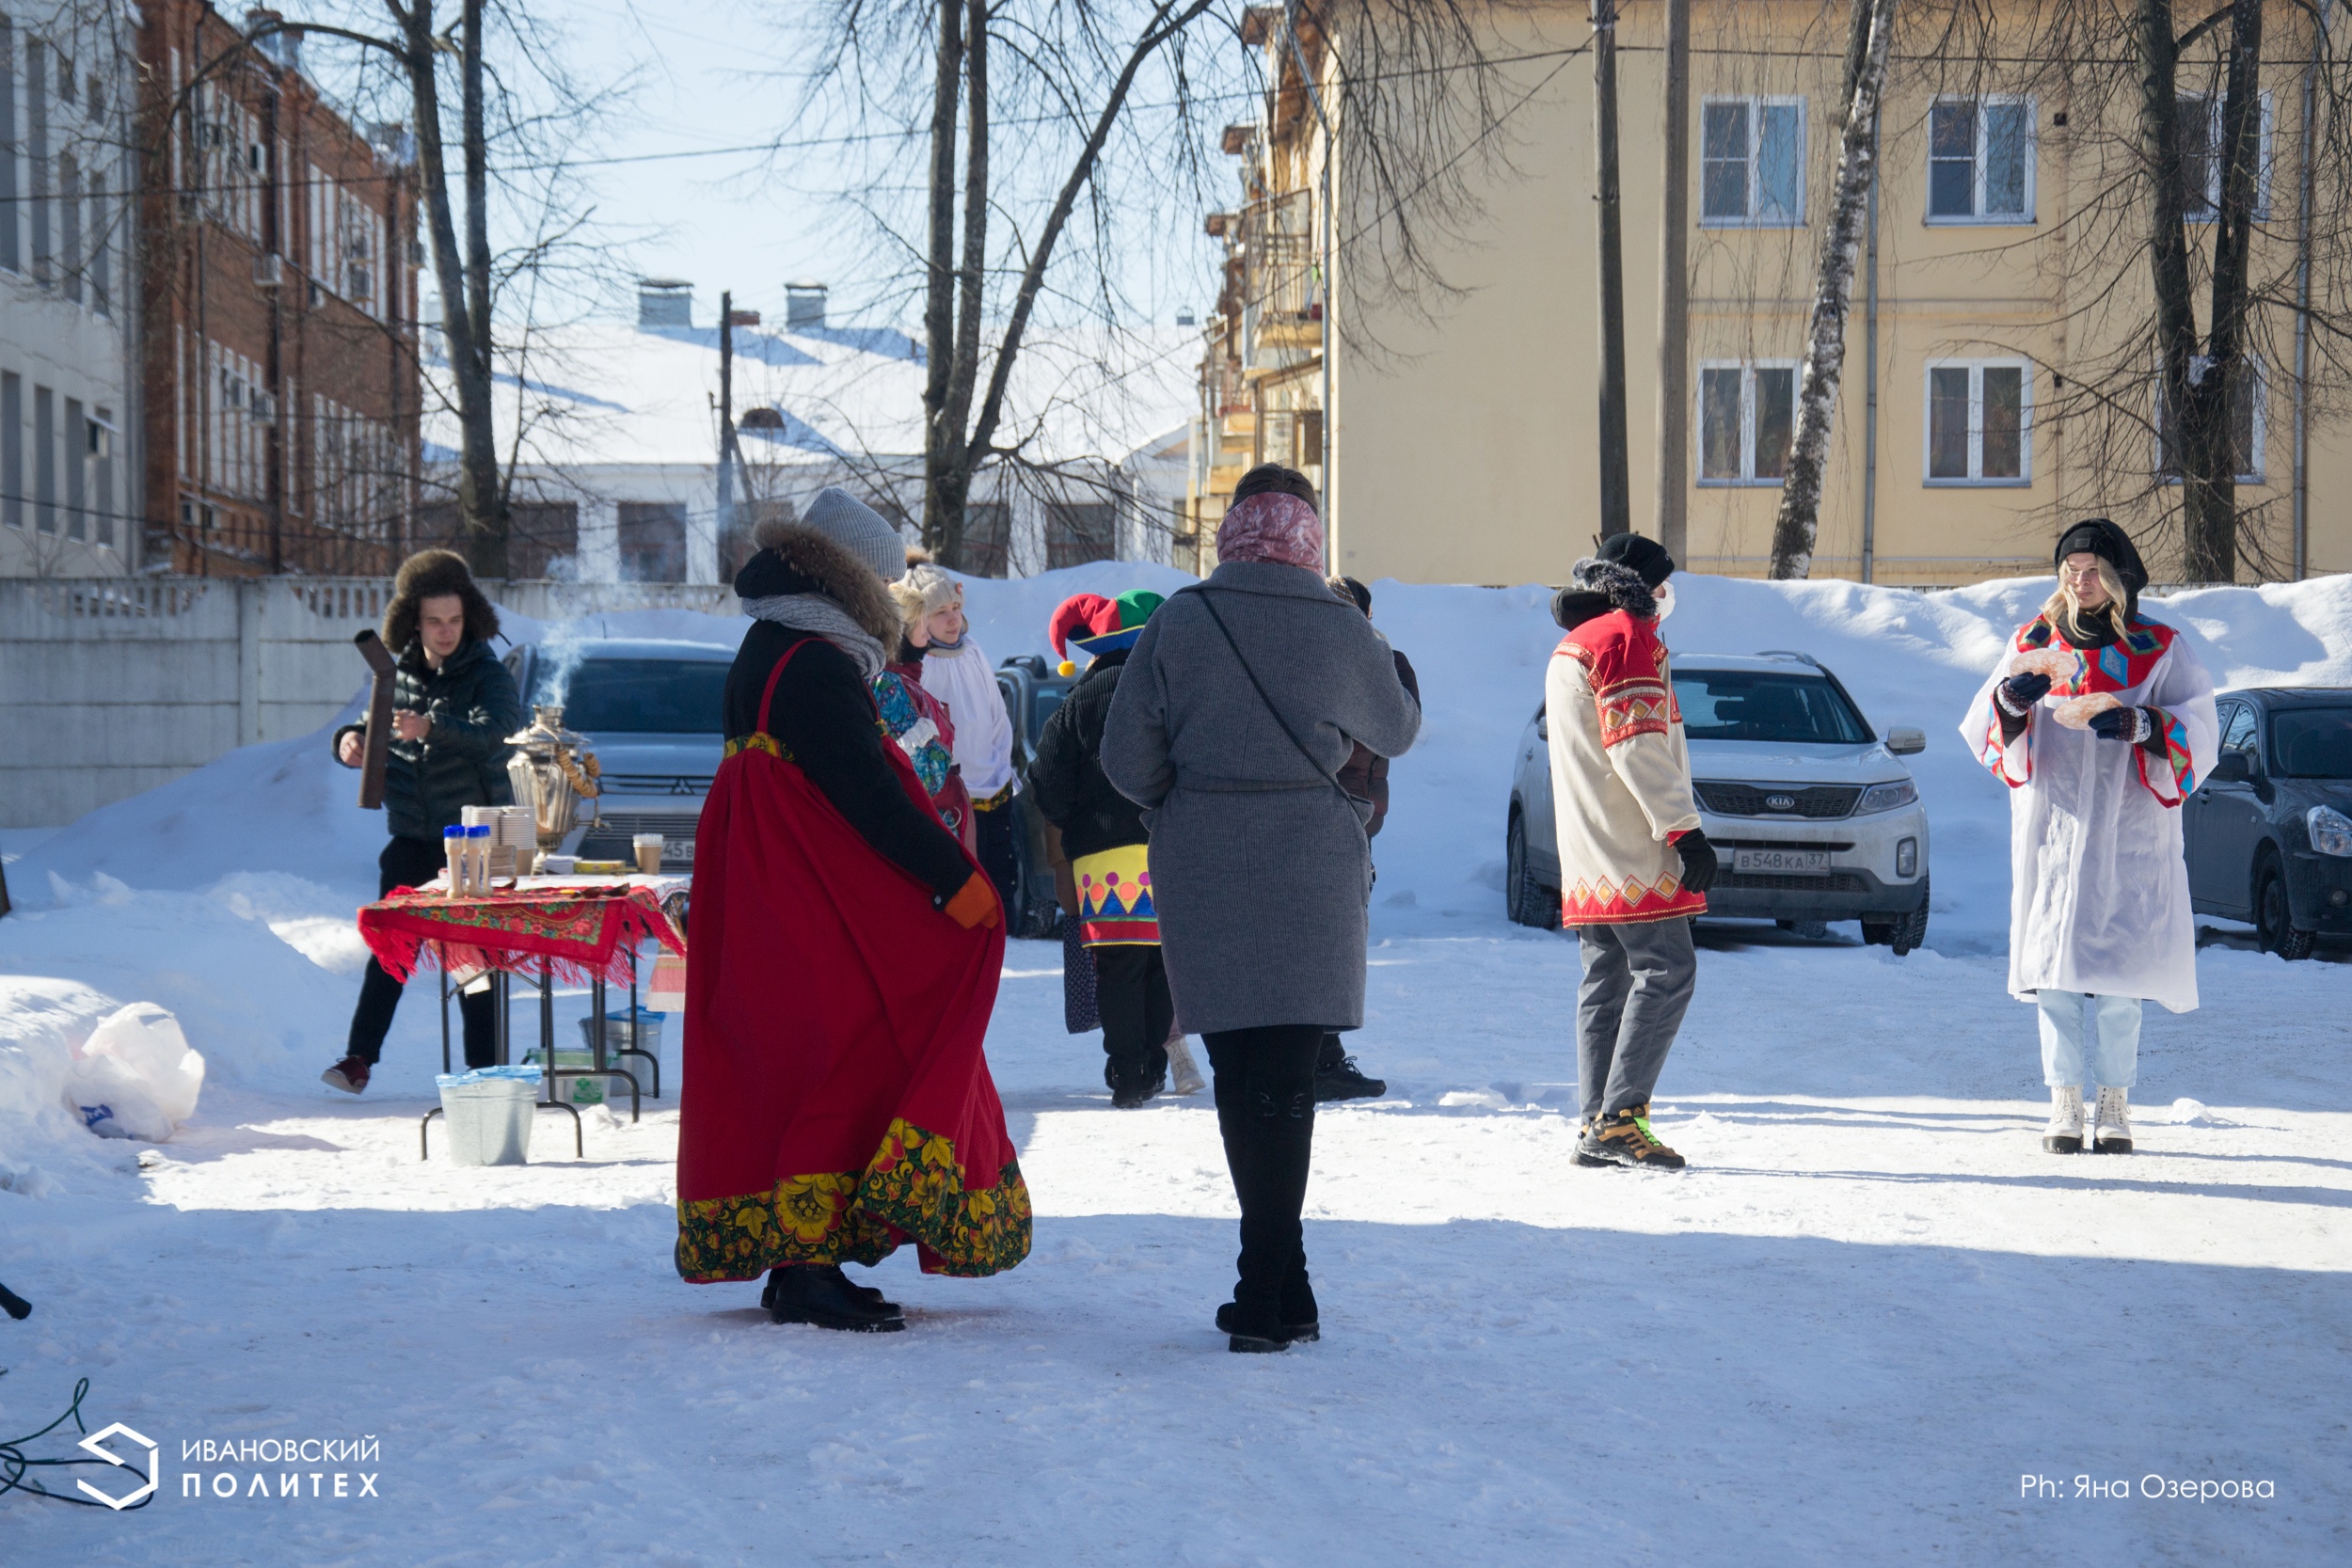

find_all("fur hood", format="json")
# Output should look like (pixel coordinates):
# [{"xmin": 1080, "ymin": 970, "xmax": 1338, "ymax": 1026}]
[
  {"xmin": 384, "ymin": 548, "xmax": 500, "ymax": 652},
  {"xmin": 1551, "ymin": 557, "xmax": 1656, "ymax": 629},
  {"xmin": 737, "ymin": 521, "xmax": 902, "ymax": 646}
]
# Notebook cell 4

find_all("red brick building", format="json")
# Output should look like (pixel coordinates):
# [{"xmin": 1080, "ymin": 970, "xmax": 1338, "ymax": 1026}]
[{"xmin": 137, "ymin": 0, "xmax": 420, "ymax": 576}]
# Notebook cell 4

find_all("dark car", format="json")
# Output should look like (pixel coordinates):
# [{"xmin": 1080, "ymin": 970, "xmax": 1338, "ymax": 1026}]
[
  {"xmin": 994, "ymin": 654, "xmax": 1078, "ymax": 939},
  {"xmin": 2184, "ymin": 688, "xmax": 2352, "ymax": 958}
]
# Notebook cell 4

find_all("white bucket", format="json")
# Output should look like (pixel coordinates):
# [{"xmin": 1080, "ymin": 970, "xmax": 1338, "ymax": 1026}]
[{"xmin": 435, "ymin": 1069, "xmax": 541, "ymax": 1165}]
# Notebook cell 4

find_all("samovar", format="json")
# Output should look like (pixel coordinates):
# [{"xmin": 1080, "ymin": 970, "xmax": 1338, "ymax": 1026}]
[{"xmin": 505, "ymin": 705, "xmax": 603, "ymax": 854}]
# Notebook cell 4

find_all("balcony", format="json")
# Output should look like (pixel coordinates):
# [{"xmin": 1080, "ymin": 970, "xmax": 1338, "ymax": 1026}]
[{"xmin": 1239, "ymin": 190, "xmax": 1320, "ymax": 372}]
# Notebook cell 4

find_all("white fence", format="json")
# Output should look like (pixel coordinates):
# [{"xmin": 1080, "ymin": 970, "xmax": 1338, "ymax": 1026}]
[{"xmin": 0, "ymin": 577, "xmax": 739, "ymax": 828}]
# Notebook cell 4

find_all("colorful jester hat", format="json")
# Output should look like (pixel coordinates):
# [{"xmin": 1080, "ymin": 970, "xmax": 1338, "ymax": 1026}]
[{"xmin": 1048, "ymin": 590, "xmax": 1166, "ymax": 676}]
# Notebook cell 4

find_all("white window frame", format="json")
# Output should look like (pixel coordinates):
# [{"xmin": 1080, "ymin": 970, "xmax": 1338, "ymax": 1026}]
[
  {"xmin": 2176, "ymin": 91, "xmax": 2275, "ymax": 222},
  {"xmin": 2156, "ymin": 356, "xmax": 2266, "ymax": 485},
  {"xmin": 1921, "ymin": 359, "xmax": 2034, "ymax": 486},
  {"xmin": 1696, "ymin": 358, "xmax": 1801, "ymax": 486},
  {"xmin": 1699, "ymin": 96, "xmax": 1808, "ymax": 229},
  {"xmin": 1924, "ymin": 95, "xmax": 2037, "ymax": 226}
]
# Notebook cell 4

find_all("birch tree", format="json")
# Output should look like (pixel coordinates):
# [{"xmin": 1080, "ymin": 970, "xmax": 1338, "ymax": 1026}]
[{"xmin": 1765, "ymin": 0, "xmax": 1895, "ymax": 581}]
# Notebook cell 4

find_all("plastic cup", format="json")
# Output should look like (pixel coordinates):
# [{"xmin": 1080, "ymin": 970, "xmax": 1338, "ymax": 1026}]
[{"xmin": 633, "ymin": 833, "xmax": 665, "ymax": 875}]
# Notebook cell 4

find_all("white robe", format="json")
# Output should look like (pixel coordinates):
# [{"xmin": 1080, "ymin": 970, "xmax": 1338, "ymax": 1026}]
[
  {"xmin": 1959, "ymin": 611, "xmax": 2218, "ymax": 1013},
  {"xmin": 921, "ymin": 636, "xmax": 1016, "ymax": 799}
]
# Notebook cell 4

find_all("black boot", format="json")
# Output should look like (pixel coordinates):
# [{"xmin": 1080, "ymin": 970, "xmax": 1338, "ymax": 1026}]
[
  {"xmin": 762, "ymin": 1265, "xmax": 904, "ymax": 1332},
  {"xmin": 1216, "ymin": 1265, "xmax": 1319, "ymax": 1344},
  {"xmin": 1230, "ymin": 1069, "xmax": 1316, "ymax": 1353}
]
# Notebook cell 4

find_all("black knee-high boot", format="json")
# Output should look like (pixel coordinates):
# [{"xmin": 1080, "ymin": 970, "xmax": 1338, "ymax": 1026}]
[{"xmin": 1204, "ymin": 1026, "xmax": 1322, "ymax": 1348}]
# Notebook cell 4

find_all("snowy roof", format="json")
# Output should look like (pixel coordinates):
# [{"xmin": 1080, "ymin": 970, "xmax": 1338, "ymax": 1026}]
[{"xmin": 425, "ymin": 314, "xmax": 1202, "ymax": 478}]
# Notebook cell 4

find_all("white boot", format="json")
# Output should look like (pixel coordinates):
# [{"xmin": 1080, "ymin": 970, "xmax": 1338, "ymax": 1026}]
[
  {"xmin": 2092, "ymin": 1086, "xmax": 2134, "ymax": 1153},
  {"xmin": 1165, "ymin": 1033, "xmax": 1207, "ymax": 1097},
  {"xmin": 2042, "ymin": 1085, "xmax": 2084, "ymax": 1153}
]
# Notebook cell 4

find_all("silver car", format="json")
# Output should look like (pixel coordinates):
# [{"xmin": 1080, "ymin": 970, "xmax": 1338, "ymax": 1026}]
[
  {"xmin": 1505, "ymin": 650, "xmax": 1932, "ymax": 952},
  {"xmin": 503, "ymin": 637, "xmax": 734, "ymax": 870}
]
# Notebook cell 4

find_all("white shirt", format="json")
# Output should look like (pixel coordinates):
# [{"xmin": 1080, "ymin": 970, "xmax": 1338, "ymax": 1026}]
[
  {"xmin": 1959, "ymin": 610, "xmax": 2218, "ymax": 1013},
  {"xmin": 922, "ymin": 636, "xmax": 1017, "ymax": 798}
]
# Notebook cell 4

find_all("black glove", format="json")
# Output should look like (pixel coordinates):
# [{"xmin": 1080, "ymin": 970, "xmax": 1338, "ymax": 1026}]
[
  {"xmin": 1675, "ymin": 829, "xmax": 1720, "ymax": 895},
  {"xmin": 2088, "ymin": 705, "xmax": 2153, "ymax": 745},
  {"xmin": 1994, "ymin": 672, "xmax": 2052, "ymax": 718}
]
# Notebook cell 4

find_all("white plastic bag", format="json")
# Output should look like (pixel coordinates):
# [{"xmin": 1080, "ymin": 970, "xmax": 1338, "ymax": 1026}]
[{"xmin": 65, "ymin": 1003, "xmax": 206, "ymax": 1142}]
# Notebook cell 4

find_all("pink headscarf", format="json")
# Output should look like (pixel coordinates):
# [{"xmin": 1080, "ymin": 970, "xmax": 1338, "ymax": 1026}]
[{"xmin": 1216, "ymin": 492, "xmax": 1324, "ymax": 570}]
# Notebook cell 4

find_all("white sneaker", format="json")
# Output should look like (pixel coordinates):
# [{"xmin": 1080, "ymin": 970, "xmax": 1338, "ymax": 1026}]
[
  {"xmin": 2042, "ymin": 1085, "xmax": 2084, "ymax": 1153},
  {"xmin": 1166, "ymin": 1034, "xmax": 1207, "ymax": 1097},
  {"xmin": 2092, "ymin": 1086, "xmax": 2134, "ymax": 1153}
]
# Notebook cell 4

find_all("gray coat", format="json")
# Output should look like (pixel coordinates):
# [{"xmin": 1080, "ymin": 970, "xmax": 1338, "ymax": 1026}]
[{"xmin": 1101, "ymin": 561, "xmax": 1422, "ymax": 1036}]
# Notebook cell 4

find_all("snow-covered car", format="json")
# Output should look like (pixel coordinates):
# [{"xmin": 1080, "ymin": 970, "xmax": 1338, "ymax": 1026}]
[
  {"xmin": 2184, "ymin": 687, "xmax": 2352, "ymax": 958},
  {"xmin": 503, "ymin": 638, "xmax": 734, "ymax": 870},
  {"xmin": 1505, "ymin": 650, "xmax": 1932, "ymax": 951}
]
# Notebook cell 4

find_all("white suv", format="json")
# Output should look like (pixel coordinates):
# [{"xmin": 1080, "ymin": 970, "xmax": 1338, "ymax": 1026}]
[{"xmin": 1504, "ymin": 650, "xmax": 1932, "ymax": 952}]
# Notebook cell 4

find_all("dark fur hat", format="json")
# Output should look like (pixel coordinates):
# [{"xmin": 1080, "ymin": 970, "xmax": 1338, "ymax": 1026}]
[
  {"xmin": 384, "ymin": 548, "xmax": 500, "ymax": 653},
  {"xmin": 739, "ymin": 519, "xmax": 903, "ymax": 647},
  {"xmin": 1564, "ymin": 556, "xmax": 1657, "ymax": 619}
]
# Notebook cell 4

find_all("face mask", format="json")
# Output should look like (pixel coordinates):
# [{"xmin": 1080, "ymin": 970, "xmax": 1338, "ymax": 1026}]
[{"xmin": 1652, "ymin": 580, "xmax": 1677, "ymax": 624}]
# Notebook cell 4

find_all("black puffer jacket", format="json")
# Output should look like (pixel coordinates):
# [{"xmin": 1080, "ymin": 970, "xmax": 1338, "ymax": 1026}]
[
  {"xmin": 334, "ymin": 639, "xmax": 525, "ymax": 842},
  {"xmin": 1027, "ymin": 648, "xmax": 1147, "ymax": 860}
]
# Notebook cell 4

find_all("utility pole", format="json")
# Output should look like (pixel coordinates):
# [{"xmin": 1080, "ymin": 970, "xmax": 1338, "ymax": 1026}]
[
  {"xmin": 1652, "ymin": 0, "xmax": 1690, "ymax": 558},
  {"xmin": 1284, "ymin": 3, "xmax": 1335, "ymax": 559},
  {"xmin": 1592, "ymin": 0, "xmax": 1631, "ymax": 541},
  {"xmin": 717, "ymin": 289, "xmax": 737, "ymax": 574}
]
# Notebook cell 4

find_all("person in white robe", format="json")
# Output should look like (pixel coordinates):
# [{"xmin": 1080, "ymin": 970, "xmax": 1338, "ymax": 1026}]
[
  {"xmin": 898, "ymin": 563, "xmax": 1021, "ymax": 905},
  {"xmin": 1959, "ymin": 519, "xmax": 2218, "ymax": 1155}
]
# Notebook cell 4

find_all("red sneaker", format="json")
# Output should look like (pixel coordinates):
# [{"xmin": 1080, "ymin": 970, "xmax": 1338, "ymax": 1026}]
[{"xmin": 321, "ymin": 1056, "xmax": 372, "ymax": 1095}]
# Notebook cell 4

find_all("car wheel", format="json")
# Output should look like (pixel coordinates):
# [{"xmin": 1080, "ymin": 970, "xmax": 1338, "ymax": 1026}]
[
  {"xmin": 2255, "ymin": 859, "xmax": 2315, "ymax": 960},
  {"xmin": 1505, "ymin": 811, "xmax": 1556, "ymax": 929},
  {"xmin": 1891, "ymin": 875, "xmax": 1930, "ymax": 957}
]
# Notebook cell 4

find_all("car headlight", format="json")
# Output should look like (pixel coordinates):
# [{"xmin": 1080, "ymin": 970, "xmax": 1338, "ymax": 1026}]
[
  {"xmin": 1856, "ymin": 780, "xmax": 1919, "ymax": 815},
  {"xmin": 2310, "ymin": 805, "xmax": 2352, "ymax": 858}
]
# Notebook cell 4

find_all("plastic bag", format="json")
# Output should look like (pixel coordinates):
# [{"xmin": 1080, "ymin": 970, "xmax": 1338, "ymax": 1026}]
[{"xmin": 66, "ymin": 1003, "xmax": 206, "ymax": 1142}]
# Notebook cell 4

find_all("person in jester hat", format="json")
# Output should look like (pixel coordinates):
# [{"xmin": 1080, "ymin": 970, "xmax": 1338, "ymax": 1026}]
[
  {"xmin": 675, "ymin": 488, "xmax": 1030, "ymax": 1333},
  {"xmin": 1027, "ymin": 589, "xmax": 1204, "ymax": 1107},
  {"xmin": 1961, "ymin": 519, "xmax": 2217, "ymax": 1158}
]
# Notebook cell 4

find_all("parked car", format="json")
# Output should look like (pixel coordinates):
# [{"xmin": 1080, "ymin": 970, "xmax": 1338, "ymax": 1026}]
[
  {"xmin": 2183, "ymin": 687, "xmax": 2352, "ymax": 958},
  {"xmin": 994, "ymin": 654, "xmax": 1079, "ymax": 938},
  {"xmin": 1506, "ymin": 650, "xmax": 1932, "ymax": 951},
  {"xmin": 503, "ymin": 638, "xmax": 732, "ymax": 870}
]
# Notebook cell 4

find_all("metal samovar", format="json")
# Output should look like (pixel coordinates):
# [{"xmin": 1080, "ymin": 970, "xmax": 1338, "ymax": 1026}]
[{"xmin": 505, "ymin": 705, "xmax": 603, "ymax": 853}]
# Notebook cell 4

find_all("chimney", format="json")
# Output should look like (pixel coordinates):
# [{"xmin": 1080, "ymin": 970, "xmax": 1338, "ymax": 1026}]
[
  {"xmin": 785, "ymin": 281, "xmax": 828, "ymax": 332},
  {"xmin": 638, "ymin": 277, "xmax": 693, "ymax": 328}
]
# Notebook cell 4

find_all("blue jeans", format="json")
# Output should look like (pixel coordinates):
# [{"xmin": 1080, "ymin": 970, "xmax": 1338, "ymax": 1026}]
[{"xmin": 2035, "ymin": 990, "xmax": 2141, "ymax": 1090}]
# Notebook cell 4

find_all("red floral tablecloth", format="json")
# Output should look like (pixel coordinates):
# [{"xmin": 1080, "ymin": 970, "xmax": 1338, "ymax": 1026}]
[{"xmin": 357, "ymin": 884, "xmax": 687, "ymax": 987}]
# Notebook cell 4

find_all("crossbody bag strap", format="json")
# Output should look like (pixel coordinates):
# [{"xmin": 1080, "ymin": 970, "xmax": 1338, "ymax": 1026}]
[{"xmin": 1191, "ymin": 587, "xmax": 1360, "ymax": 805}]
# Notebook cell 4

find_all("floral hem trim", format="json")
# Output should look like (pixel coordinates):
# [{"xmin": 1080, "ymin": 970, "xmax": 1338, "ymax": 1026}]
[
  {"xmin": 2135, "ymin": 705, "xmax": 2195, "ymax": 806},
  {"xmin": 675, "ymin": 1118, "xmax": 1032, "ymax": 1284}
]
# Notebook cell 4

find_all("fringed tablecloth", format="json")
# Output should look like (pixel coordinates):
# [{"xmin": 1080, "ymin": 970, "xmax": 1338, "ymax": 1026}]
[{"xmin": 358, "ymin": 883, "xmax": 686, "ymax": 988}]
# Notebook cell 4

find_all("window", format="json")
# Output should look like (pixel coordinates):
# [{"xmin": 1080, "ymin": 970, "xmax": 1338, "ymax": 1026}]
[
  {"xmin": 0, "ymin": 19, "xmax": 18, "ymax": 272},
  {"xmin": 531, "ymin": 657, "xmax": 727, "ymax": 735},
  {"xmin": 1928, "ymin": 98, "xmax": 2033, "ymax": 222},
  {"xmin": 1044, "ymin": 502, "xmax": 1115, "ymax": 570},
  {"xmin": 963, "ymin": 502, "xmax": 1011, "ymax": 578},
  {"xmin": 2217, "ymin": 702, "xmax": 2257, "ymax": 762},
  {"xmin": 2268, "ymin": 706, "xmax": 2352, "ymax": 779},
  {"xmin": 1924, "ymin": 360, "xmax": 2031, "ymax": 484},
  {"xmin": 618, "ymin": 502, "xmax": 689, "ymax": 582},
  {"xmin": 2157, "ymin": 356, "xmax": 2265, "ymax": 483},
  {"xmin": 58, "ymin": 150, "xmax": 79, "ymax": 303},
  {"xmin": 0, "ymin": 372, "xmax": 20, "ymax": 530},
  {"xmin": 1672, "ymin": 670, "xmax": 1871, "ymax": 745},
  {"xmin": 2176, "ymin": 93, "xmax": 2274, "ymax": 220},
  {"xmin": 1697, "ymin": 361, "xmax": 1797, "ymax": 484},
  {"xmin": 1701, "ymin": 98, "xmax": 1805, "ymax": 226},
  {"xmin": 87, "ymin": 168, "xmax": 106, "ymax": 313}
]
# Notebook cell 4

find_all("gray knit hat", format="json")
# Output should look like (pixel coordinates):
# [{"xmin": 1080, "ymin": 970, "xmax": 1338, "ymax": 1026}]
[{"xmin": 801, "ymin": 486, "xmax": 906, "ymax": 582}]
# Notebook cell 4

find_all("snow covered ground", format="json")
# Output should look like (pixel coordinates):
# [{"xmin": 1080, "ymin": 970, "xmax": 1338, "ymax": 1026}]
[{"xmin": 4, "ymin": 568, "xmax": 2350, "ymax": 1562}]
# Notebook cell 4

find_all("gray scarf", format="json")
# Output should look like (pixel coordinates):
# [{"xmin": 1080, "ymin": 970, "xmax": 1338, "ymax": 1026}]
[{"xmin": 740, "ymin": 593, "xmax": 888, "ymax": 682}]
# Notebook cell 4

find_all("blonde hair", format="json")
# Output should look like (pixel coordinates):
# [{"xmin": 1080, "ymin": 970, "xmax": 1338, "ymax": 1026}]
[
  {"xmin": 2042, "ymin": 555, "xmax": 2128, "ymax": 639},
  {"xmin": 889, "ymin": 562, "xmax": 962, "ymax": 628}
]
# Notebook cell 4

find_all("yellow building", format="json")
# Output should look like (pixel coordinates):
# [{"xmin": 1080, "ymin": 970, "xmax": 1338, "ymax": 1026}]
[{"xmin": 1189, "ymin": 2, "xmax": 2351, "ymax": 587}]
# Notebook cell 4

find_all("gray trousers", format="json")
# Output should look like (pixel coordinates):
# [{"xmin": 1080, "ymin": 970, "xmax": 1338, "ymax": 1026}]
[{"xmin": 1574, "ymin": 917, "xmax": 1697, "ymax": 1120}]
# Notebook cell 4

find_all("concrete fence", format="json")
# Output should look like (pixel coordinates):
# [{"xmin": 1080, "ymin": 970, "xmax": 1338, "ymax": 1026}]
[{"xmin": 0, "ymin": 576, "xmax": 742, "ymax": 829}]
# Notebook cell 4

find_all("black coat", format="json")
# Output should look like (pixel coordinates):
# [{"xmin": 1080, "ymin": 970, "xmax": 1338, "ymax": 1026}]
[
  {"xmin": 723, "ymin": 549, "xmax": 973, "ymax": 907},
  {"xmin": 333, "ymin": 639, "xmax": 524, "ymax": 843},
  {"xmin": 1027, "ymin": 648, "xmax": 1148, "ymax": 860}
]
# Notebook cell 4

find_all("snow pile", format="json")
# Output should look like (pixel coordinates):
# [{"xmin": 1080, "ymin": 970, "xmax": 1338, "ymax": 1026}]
[{"xmin": 65, "ymin": 1002, "xmax": 206, "ymax": 1142}]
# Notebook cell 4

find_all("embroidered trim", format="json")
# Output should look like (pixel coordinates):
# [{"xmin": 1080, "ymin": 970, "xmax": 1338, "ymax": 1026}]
[
  {"xmin": 675, "ymin": 1117, "xmax": 1032, "ymax": 1283},
  {"xmin": 1979, "ymin": 709, "xmax": 2030, "ymax": 789},
  {"xmin": 2134, "ymin": 705, "xmax": 2196, "ymax": 806},
  {"xmin": 1562, "ymin": 872, "xmax": 1707, "ymax": 926},
  {"xmin": 723, "ymin": 733, "xmax": 793, "ymax": 762}
]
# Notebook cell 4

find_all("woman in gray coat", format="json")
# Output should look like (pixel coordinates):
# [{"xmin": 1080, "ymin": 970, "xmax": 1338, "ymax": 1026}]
[{"xmin": 1102, "ymin": 464, "xmax": 1422, "ymax": 1353}]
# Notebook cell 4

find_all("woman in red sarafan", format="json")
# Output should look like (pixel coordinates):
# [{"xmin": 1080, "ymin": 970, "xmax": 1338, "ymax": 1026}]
[{"xmin": 675, "ymin": 489, "xmax": 1029, "ymax": 1333}]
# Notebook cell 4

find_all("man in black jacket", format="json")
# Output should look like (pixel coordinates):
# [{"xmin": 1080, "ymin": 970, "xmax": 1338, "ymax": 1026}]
[
  {"xmin": 1031, "ymin": 591, "xmax": 1170, "ymax": 1107},
  {"xmin": 322, "ymin": 550, "xmax": 525, "ymax": 1094}
]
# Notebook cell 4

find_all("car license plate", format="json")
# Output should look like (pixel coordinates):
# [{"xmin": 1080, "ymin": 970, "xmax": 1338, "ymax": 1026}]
[{"xmin": 1732, "ymin": 847, "xmax": 1830, "ymax": 876}]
